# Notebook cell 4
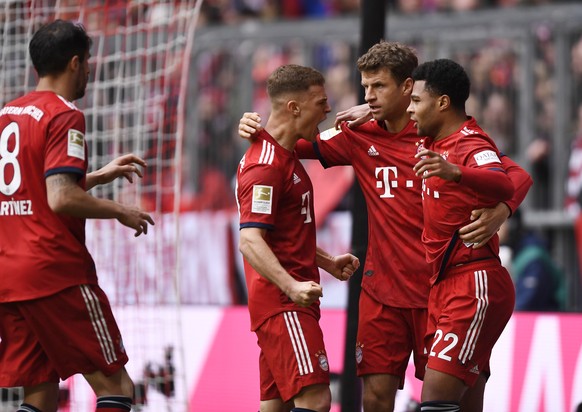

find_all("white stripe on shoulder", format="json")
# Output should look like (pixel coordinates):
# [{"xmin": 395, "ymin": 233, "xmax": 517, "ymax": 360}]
[
  {"xmin": 258, "ymin": 139, "xmax": 275, "ymax": 165},
  {"xmin": 267, "ymin": 143, "xmax": 275, "ymax": 164},
  {"xmin": 55, "ymin": 94, "xmax": 79, "ymax": 111}
]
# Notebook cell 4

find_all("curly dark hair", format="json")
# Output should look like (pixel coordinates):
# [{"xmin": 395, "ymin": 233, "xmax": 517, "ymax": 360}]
[{"xmin": 411, "ymin": 59, "xmax": 470, "ymax": 110}]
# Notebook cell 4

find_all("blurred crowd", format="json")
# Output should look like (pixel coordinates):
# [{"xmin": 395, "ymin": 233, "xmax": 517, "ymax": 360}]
[
  {"xmin": 3, "ymin": 0, "xmax": 582, "ymax": 217},
  {"xmin": 38, "ymin": 0, "xmax": 575, "ymax": 28},
  {"xmin": 196, "ymin": 0, "xmax": 576, "ymax": 25},
  {"xmin": 193, "ymin": 3, "xmax": 582, "ymax": 217}
]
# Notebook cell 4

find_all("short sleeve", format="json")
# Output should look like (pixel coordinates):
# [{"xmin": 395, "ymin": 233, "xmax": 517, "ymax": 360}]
[
  {"xmin": 238, "ymin": 162, "xmax": 284, "ymax": 230},
  {"xmin": 315, "ymin": 125, "xmax": 353, "ymax": 167},
  {"xmin": 45, "ymin": 110, "xmax": 87, "ymax": 178}
]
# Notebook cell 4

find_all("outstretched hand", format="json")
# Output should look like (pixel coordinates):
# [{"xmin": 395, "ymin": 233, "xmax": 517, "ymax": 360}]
[
  {"xmin": 87, "ymin": 153, "xmax": 147, "ymax": 190},
  {"xmin": 334, "ymin": 104, "xmax": 372, "ymax": 129},
  {"xmin": 239, "ymin": 112, "xmax": 263, "ymax": 139},
  {"xmin": 117, "ymin": 205, "xmax": 155, "ymax": 237}
]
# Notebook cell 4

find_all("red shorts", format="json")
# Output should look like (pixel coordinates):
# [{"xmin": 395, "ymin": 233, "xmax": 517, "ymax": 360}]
[
  {"xmin": 0, "ymin": 284, "xmax": 128, "ymax": 387},
  {"xmin": 356, "ymin": 288, "xmax": 428, "ymax": 387},
  {"xmin": 425, "ymin": 261, "xmax": 515, "ymax": 386},
  {"xmin": 255, "ymin": 311, "xmax": 330, "ymax": 402}
]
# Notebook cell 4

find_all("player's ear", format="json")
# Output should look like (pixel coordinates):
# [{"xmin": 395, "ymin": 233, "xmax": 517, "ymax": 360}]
[
  {"xmin": 438, "ymin": 94, "xmax": 450, "ymax": 111},
  {"xmin": 69, "ymin": 55, "xmax": 81, "ymax": 72},
  {"xmin": 402, "ymin": 77, "xmax": 414, "ymax": 96},
  {"xmin": 287, "ymin": 100, "xmax": 300, "ymax": 116}
]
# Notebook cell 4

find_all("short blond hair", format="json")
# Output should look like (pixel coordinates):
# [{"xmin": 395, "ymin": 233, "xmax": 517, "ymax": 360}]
[{"xmin": 267, "ymin": 64, "xmax": 325, "ymax": 100}]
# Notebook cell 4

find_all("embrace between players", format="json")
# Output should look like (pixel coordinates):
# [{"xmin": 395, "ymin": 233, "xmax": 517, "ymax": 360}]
[
  {"xmin": 236, "ymin": 41, "xmax": 532, "ymax": 412},
  {"xmin": 0, "ymin": 17, "xmax": 531, "ymax": 412}
]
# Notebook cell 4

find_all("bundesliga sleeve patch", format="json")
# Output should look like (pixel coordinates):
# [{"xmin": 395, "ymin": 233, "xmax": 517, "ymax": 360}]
[
  {"xmin": 319, "ymin": 127, "xmax": 342, "ymax": 141},
  {"xmin": 67, "ymin": 129, "xmax": 85, "ymax": 160},
  {"xmin": 473, "ymin": 150, "xmax": 500, "ymax": 166},
  {"xmin": 252, "ymin": 185, "xmax": 273, "ymax": 214}
]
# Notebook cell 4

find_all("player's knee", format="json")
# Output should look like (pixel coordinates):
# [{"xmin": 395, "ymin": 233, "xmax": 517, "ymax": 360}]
[
  {"xmin": 22, "ymin": 382, "xmax": 60, "ymax": 412},
  {"xmin": 85, "ymin": 367, "xmax": 134, "ymax": 399},
  {"xmin": 307, "ymin": 390, "xmax": 330, "ymax": 412},
  {"xmin": 294, "ymin": 384, "xmax": 331, "ymax": 412},
  {"xmin": 363, "ymin": 391, "xmax": 395, "ymax": 412},
  {"xmin": 362, "ymin": 375, "xmax": 398, "ymax": 412},
  {"xmin": 119, "ymin": 370, "xmax": 134, "ymax": 399}
]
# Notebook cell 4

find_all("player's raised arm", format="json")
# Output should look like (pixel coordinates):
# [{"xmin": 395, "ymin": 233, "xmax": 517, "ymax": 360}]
[
  {"xmin": 334, "ymin": 103, "xmax": 372, "ymax": 129},
  {"xmin": 238, "ymin": 112, "xmax": 263, "ymax": 140}
]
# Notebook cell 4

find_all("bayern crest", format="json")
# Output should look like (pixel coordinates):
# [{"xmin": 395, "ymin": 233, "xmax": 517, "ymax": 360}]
[
  {"xmin": 315, "ymin": 350, "xmax": 329, "ymax": 371},
  {"xmin": 355, "ymin": 342, "xmax": 364, "ymax": 364},
  {"xmin": 415, "ymin": 138, "xmax": 426, "ymax": 155}
]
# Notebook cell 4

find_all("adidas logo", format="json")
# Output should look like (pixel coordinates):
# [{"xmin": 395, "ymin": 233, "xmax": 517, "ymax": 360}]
[
  {"xmin": 293, "ymin": 173, "xmax": 301, "ymax": 184},
  {"xmin": 469, "ymin": 364, "xmax": 480, "ymax": 374},
  {"xmin": 367, "ymin": 145, "xmax": 379, "ymax": 156},
  {"xmin": 461, "ymin": 126, "xmax": 478, "ymax": 136}
]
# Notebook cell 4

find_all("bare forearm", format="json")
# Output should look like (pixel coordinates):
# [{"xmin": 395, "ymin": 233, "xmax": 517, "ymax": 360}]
[
  {"xmin": 47, "ymin": 174, "xmax": 123, "ymax": 219},
  {"xmin": 239, "ymin": 233, "xmax": 295, "ymax": 294},
  {"xmin": 51, "ymin": 185, "xmax": 123, "ymax": 219},
  {"xmin": 47, "ymin": 172, "xmax": 154, "ymax": 237},
  {"xmin": 85, "ymin": 171, "xmax": 101, "ymax": 191},
  {"xmin": 316, "ymin": 246, "xmax": 360, "ymax": 281},
  {"xmin": 316, "ymin": 247, "xmax": 334, "ymax": 273}
]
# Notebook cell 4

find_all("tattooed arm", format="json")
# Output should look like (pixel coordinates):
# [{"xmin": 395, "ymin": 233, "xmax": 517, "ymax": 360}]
[{"xmin": 46, "ymin": 173, "xmax": 154, "ymax": 236}]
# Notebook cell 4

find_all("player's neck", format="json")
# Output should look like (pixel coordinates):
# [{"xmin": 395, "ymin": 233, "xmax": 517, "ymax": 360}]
[
  {"xmin": 434, "ymin": 113, "xmax": 468, "ymax": 141},
  {"xmin": 383, "ymin": 112, "xmax": 412, "ymax": 134},
  {"xmin": 36, "ymin": 77, "xmax": 75, "ymax": 102},
  {"xmin": 264, "ymin": 117, "xmax": 300, "ymax": 152}
]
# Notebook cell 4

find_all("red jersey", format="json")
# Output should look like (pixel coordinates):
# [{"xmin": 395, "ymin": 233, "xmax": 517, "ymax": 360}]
[
  {"xmin": 0, "ymin": 91, "xmax": 97, "ymax": 302},
  {"xmin": 313, "ymin": 120, "xmax": 428, "ymax": 308},
  {"xmin": 236, "ymin": 130, "xmax": 319, "ymax": 330},
  {"xmin": 419, "ymin": 117, "xmax": 513, "ymax": 284}
]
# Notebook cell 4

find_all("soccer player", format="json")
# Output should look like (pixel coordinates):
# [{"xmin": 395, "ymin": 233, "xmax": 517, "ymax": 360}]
[
  {"xmin": 238, "ymin": 41, "xmax": 532, "ymax": 412},
  {"xmin": 410, "ymin": 58, "xmax": 519, "ymax": 412},
  {"xmin": 235, "ymin": 64, "xmax": 360, "ymax": 412},
  {"xmin": 0, "ymin": 20, "xmax": 154, "ymax": 412}
]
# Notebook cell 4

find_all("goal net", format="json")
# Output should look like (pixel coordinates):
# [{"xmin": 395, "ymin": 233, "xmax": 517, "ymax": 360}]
[{"xmin": 0, "ymin": 1, "xmax": 203, "ymax": 410}]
